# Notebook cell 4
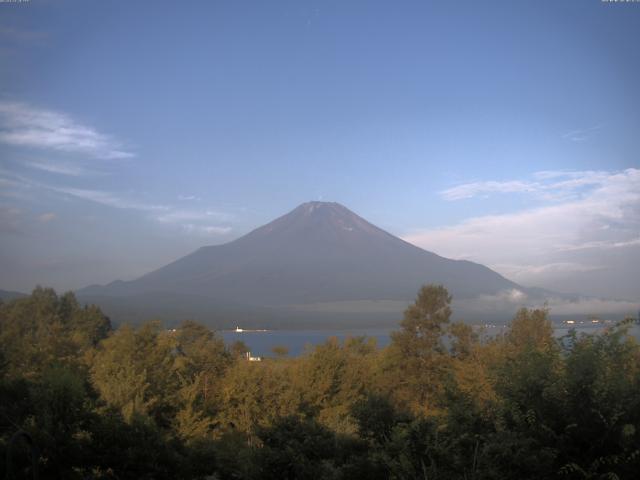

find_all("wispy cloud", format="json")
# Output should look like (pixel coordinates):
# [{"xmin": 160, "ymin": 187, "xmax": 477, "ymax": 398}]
[
  {"xmin": 491, "ymin": 262, "xmax": 604, "ymax": 278},
  {"xmin": 53, "ymin": 186, "xmax": 233, "ymax": 235},
  {"xmin": 156, "ymin": 210, "xmax": 233, "ymax": 236},
  {"xmin": 0, "ymin": 170, "xmax": 167, "ymax": 213},
  {"xmin": 0, "ymin": 25, "xmax": 48, "ymax": 45},
  {"xmin": 0, "ymin": 102, "xmax": 134, "ymax": 160},
  {"xmin": 23, "ymin": 159, "xmax": 95, "ymax": 177},
  {"xmin": 0, "ymin": 206, "xmax": 23, "ymax": 234},
  {"xmin": 0, "ymin": 176, "xmax": 19, "ymax": 188},
  {"xmin": 456, "ymin": 289, "xmax": 638, "ymax": 316},
  {"xmin": 182, "ymin": 224, "xmax": 232, "ymax": 236},
  {"xmin": 155, "ymin": 209, "xmax": 231, "ymax": 223},
  {"xmin": 178, "ymin": 194, "xmax": 198, "ymax": 201},
  {"xmin": 38, "ymin": 212, "xmax": 57, "ymax": 223},
  {"xmin": 557, "ymin": 237, "xmax": 640, "ymax": 252},
  {"xmin": 407, "ymin": 169, "xmax": 640, "ymax": 298},
  {"xmin": 441, "ymin": 170, "xmax": 611, "ymax": 202},
  {"xmin": 0, "ymin": 171, "xmax": 233, "ymax": 236},
  {"xmin": 52, "ymin": 186, "xmax": 169, "ymax": 212},
  {"xmin": 441, "ymin": 180, "xmax": 539, "ymax": 200},
  {"xmin": 543, "ymin": 297, "xmax": 639, "ymax": 316},
  {"xmin": 562, "ymin": 124, "xmax": 603, "ymax": 142},
  {"xmin": 413, "ymin": 169, "xmax": 640, "ymax": 259}
]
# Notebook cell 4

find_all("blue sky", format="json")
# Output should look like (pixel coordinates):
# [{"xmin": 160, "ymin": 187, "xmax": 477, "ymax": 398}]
[{"xmin": 0, "ymin": 0, "xmax": 639, "ymax": 302}]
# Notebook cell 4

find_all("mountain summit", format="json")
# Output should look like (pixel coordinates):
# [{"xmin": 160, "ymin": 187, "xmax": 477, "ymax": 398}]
[
  {"xmin": 78, "ymin": 202, "xmax": 521, "ymax": 325},
  {"xmin": 239, "ymin": 201, "xmax": 396, "ymax": 243}
]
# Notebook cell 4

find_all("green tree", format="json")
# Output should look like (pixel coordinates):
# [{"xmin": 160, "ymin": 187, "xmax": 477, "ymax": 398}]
[
  {"xmin": 172, "ymin": 320, "xmax": 231, "ymax": 412},
  {"xmin": 247, "ymin": 416, "xmax": 339, "ymax": 480},
  {"xmin": 91, "ymin": 322, "xmax": 181, "ymax": 423},
  {"xmin": 294, "ymin": 337, "xmax": 377, "ymax": 433},
  {"xmin": 173, "ymin": 372, "xmax": 214, "ymax": 442},
  {"xmin": 555, "ymin": 320, "xmax": 640, "ymax": 479},
  {"xmin": 0, "ymin": 287, "xmax": 110, "ymax": 379},
  {"xmin": 271, "ymin": 345, "xmax": 289, "ymax": 358},
  {"xmin": 217, "ymin": 360, "xmax": 299, "ymax": 439},
  {"xmin": 507, "ymin": 307, "xmax": 555, "ymax": 353},
  {"xmin": 385, "ymin": 284, "xmax": 452, "ymax": 415}
]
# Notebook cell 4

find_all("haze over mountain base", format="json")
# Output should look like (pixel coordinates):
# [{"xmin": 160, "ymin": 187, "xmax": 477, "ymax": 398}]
[{"xmin": 76, "ymin": 202, "xmax": 638, "ymax": 328}]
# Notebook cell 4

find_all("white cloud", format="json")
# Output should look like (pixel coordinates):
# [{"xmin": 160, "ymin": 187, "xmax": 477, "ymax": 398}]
[
  {"xmin": 38, "ymin": 212, "xmax": 56, "ymax": 223},
  {"xmin": 455, "ymin": 289, "xmax": 638, "ymax": 316},
  {"xmin": 0, "ymin": 102, "xmax": 134, "ymax": 160},
  {"xmin": 561, "ymin": 124, "xmax": 603, "ymax": 142},
  {"xmin": 543, "ymin": 297, "xmax": 638, "ymax": 316},
  {"xmin": 0, "ymin": 171, "xmax": 233, "ymax": 237},
  {"xmin": 178, "ymin": 194, "xmax": 197, "ymax": 201},
  {"xmin": 185, "ymin": 224, "xmax": 232, "ymax": 236},
  {"xmin": 53, "ymin": 187, "xmax": 232, "ymax": 235},
  {"xmin": 407, "ymin": 169, "xmax": 640, "ymax": 299},
  {"xmin": 0, "ymin": 206, "xmax": 22, "ymax": 233},
  {"xmin": 451, "ymin": 289, "xmax": 533, "ymax": 316},
  {"xmin": 53, "ymin": 186, "xmax": 168, "ymax": 212},
  {"xmin": 0, "ymin": 176, "xmax": 19, "ymax": 188},
  {"xmin": 158, "ymin": 211, "xmax": 233, "ymax": 236},
  {"xmin": 441, "ymin": 180, "xmax": 539, "ymax": 200},
  {"xmin": 493, "ymin": 262, "xmax": 604, "ymax": 279},
  {"xmin": 556, "ymin": 237, "xmax": 640, "ymax": 252},
  {"xmin": 24, "ymin": 159, "xmax": 95, "ymax": 177},
  {"xmin": 155, "ymin": 209, "xmax": 231, "ymax": 223},
  {"xmin": 414, "ymin": 169, "xmax": 639, "ymax": 261},
  {"xmin": 440, "ymin": 169, "xmax": 613, "ymax": 202}
]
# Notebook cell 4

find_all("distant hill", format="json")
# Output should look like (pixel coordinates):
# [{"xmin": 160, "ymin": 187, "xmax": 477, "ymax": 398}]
[
  {"xmin": 77, "ymin": 202, "xmax": 634, "ymax": 327},
  {"xmin": 0, "ymin": 289, "xmax": 27, "ymax": 301}
]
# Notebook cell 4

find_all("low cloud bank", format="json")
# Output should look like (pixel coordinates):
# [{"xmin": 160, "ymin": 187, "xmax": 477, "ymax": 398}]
[{"xmin": 455, "ymin": 288, "xmax": 638, "ymax": 317}]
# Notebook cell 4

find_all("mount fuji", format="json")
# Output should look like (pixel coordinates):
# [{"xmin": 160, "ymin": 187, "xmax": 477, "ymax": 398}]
[{"xmin": 76, "ymin": 202, "xmax": 583, "ymax": 327}]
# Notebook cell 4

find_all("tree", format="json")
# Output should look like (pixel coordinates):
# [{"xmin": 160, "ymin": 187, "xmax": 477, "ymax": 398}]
[
  {"xmin": 351, "ymin": 393, "xmax": 402, "ymax": 444},
  {"xmin": 507, "ymin": 307, "xmax": 554, "ymax": 353},
  {"xmin": 172, "ymin": 320, "xmax": 231, "ymax": 410},
  {"xmin": 272, "ymin": 345, "xmax": 289, "ymax": 358},
  {"xmin": 555, "ymin": 320, "xmax": 640, "ymax": 479},
  {"xmin": 25, "ymin": 366, "xmax": 93, "ymax": 478},
  {"xmin": 0, "ymin": 287, "xmax": 110, "ymax": 379},
  {"xmin": 229, "ymin": 340, "xmax": 250, "ymax": 358},
  {"xmin": 173, "ymin": 372, "xmax": 214, "ymax": 442},
  {"xmin": 385, "ymin": 284, "xmax": 453, "ymax": 414},
  {"xmin": 90, "ymin": 323, "xmax": 163, "ymax": 422},
  {"xmin": 294, "ymin": 337, "xmax": 377, "ymax": 433},
  {"xmin": 247, "ymin": 416, "xmax": 340, "ymax": 480},
  {"xmin": 91, "ymin": 325, "xmax": 152, "ymax": 422},
  {"xmin": 217, "ymin": 360, "xmax": 299, "ymax": 439}
]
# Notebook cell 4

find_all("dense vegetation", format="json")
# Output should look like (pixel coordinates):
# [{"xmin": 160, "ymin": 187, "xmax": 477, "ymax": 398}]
[{"xmin": 1, "ymin": 285, "xmax": 639, "ymax": 479}]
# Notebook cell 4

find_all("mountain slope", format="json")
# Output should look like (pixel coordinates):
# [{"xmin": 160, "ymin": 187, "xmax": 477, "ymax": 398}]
[
  {"xmin": 0, "ymin": 289, "xmax": 27, "ymax": 301},
  {"xmin": 79, "ymin": 202, "xmax": 519, "ymax": 310}
]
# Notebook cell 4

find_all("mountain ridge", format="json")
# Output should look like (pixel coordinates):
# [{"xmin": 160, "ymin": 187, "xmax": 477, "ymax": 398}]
[
  {"xmin": 0, "ymin": 289, "xmax": 27, "ymax": 301},
  {"xmin": 78, "ymin": 201, "xmax": 519, "ymax": 306},
  {"xmin": 76, "ymin": 201, "xmax": 640, "ymax": 327}
]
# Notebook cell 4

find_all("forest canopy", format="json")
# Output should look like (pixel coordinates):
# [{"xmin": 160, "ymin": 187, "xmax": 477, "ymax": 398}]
[{"xmin": 1, "ymin": 285, "xmax": 639, "ymax": 479}]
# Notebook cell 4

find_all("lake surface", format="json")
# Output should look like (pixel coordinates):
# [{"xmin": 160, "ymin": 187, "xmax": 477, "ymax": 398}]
[
  {"xmin": 221, "ymin": 328, "xmax": 394, "ymax": 357},
  {"xmin": 220, "ymin": 323, "xmax": 640, "ymax": 357}
]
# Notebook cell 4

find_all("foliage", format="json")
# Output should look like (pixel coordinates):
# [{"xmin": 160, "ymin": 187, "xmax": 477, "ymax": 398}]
[
  {"xmin": 0, "ymin": 287, "xmax": 111, "ymax": 379},
  {"xmin": 385, "ymin": 284, "xmax": 453, "ymax": 415},
  {"xmin": 1, "ymin": 286, "xmax": 639, "ymax": 479}
]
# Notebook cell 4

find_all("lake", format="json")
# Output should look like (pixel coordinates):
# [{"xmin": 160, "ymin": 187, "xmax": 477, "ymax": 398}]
[{"xmin": 220, "ymin": 323, "xmax": 640, "ymax": 357}]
